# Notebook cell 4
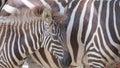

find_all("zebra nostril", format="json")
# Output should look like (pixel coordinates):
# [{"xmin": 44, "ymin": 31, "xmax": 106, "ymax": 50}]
[{"xmin": 60, "ymin": 52, "xmax": 72, "ymax": 68}]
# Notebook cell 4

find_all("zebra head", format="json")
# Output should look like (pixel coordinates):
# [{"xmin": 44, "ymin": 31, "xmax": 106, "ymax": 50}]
[{"xmin": 40, "ymin": 8, "xmax": 72, "ymax": 67}]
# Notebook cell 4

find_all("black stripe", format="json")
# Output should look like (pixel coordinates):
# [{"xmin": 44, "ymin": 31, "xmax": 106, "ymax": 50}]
[
  {"xmin": 39, "ymin": 48, "xmax": 50, "ymax": 66},
  {"xmin": 31, "ymin": 51, "xmax": 42, "ymax": 65},
  {"xmin": 21, "ymin": 24, "xmax": 28, "ymax": 55},
  {"xmin": 51, "ymin": 54, "xmax": 59, "ymax": 67},
  {"xmin": 98, "ymin": 28, "xmax": 115, "ymax": 61},
  {"xmin": 85, "ymin": 1, "xmax": 98, "ymax": 46},
  {"xmin": 70, "ymin": 0, "xmax": 82, "ymax": 62},
  {"xmin": 109, "ymin": 1, "xmax": 120, "ymax": 44},
  {"xmin": 9, "ymin": 25, "xmax": 18, "ymax": 66},
  {"xmin": 82, "ymin": 0, "xmax": 92, "ymax": 43},
  {"xmin": 100, "ymin": 1, "xmax": 120, "ymax": 60},
  {"xmin": 5, "ymin": 26, "xmax": 14, "ymax": 68},
  {"xmin": 14, "ymin": 24, "xmax": 23, "ymax": 61},
  {"xmin": 58, "ymin": 0, "xmax": 67, "ymax": 7},
  {"xmin": 94, "ymin": 35, "xmax": 108, "ymax": 62},
  {"xmin": 115, "ymin": 1, "xmax": 120, "ymax": 43},
  {"xmin": 89, "ymin": 59, "xmax": 105, "ymax": 67},
  {"xmin": 2, "ymin": 26, "xmax": 9, "ymax": 67},
  {"xmin": 19, "ymin": 24, "xmax": 24, "ymax": 54}
]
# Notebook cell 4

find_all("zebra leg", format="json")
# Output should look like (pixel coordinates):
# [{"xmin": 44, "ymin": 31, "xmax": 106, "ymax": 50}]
[
  {"xmin": 87, "ymin": 55, "xmax": 105, "ymax": 68},
  {"xmin": 84, "ymin": 44, "xmax": 106, "ymax": 68},
  {"xmin": 86, "ymin": 51, "xmax": 116, "ymax": 68}
]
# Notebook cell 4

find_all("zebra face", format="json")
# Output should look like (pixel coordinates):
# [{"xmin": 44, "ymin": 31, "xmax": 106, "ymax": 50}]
[
  {"xmin": 41, "ymin": 8, "xmax": 72, "ymax": 67},
  {"xmin": 51, "ymin": 25, "xmax": 72, "ymax": 68},
  {"xmin": 41, "ymin": 22, "xmax": 72, "ymax": 67}
]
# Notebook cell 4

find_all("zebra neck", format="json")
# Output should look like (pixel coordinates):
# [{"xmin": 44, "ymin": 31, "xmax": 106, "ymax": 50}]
[
  {"xmin": 19, "ymin": 20, "xmax": 45, "ymax": 55},
  {"xmin": 0, "ymin": 18, "xmax": 45, "ymax": 55}
]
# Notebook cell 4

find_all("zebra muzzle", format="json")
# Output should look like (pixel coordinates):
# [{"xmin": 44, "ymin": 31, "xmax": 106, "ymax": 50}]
[{"xmin": 60, "ymin": 52, "xmax": 72, "ymax": 68}]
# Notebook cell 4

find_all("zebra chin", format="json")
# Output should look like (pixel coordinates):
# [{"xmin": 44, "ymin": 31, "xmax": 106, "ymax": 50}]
[{"xmin": 59, "ymin": 52, "xmax": 72, "ymax": 68}]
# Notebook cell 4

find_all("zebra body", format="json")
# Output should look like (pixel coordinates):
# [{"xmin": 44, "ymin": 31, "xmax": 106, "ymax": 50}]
[
  {"xmin": 42, "ymin": 0, "xmax": 120, "ymax": 67},
  {"xmin": 2, "ymin": 0, "xmax": 120, "ymax": 68},
  {"xmin": 1, "ymin": 1, "xmax": 72, "ymax": 68},
  {"xmin": 0, "ymin": 7, "xmax": 71, "ymax": 68},
  {"xmin": 31, "ymin": 0, "xmax": 120, "ymax": 68}
]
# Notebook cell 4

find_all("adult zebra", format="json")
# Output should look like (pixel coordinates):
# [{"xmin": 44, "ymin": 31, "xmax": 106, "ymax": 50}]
[
  {"xmin": 38, "ymin": 0, "xmax": 120, "ymax": 68},
  {"xmin": 0, "ymin": 6, "xmax": 71, "ymax": 68},
  {"xmin": 2, "ymin": 0, "xmax": 120, "ymax": 68}
]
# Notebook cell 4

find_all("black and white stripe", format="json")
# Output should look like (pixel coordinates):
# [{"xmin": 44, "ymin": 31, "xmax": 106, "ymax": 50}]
[
  {"xmin": 36, "ymin": 0, "xmax": 120, "ymax": 68},
  {"xmin": 3, "ymin": 0, "xmax": 120, "ymax": 68},
  {"xmin": 0, "ymin": 7, "xmax": 71, "ymax": 68},
  {"xmin": 0, "ymin": 0, "xmax": 72, "ymax": 68}
]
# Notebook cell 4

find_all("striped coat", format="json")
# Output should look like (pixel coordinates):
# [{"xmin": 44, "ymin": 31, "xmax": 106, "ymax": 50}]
[
  {"xmin": 3, "ymin": 0, "xmax": 120, "ymax": 68},
  {"xmin": 0, "ymin": 6, "xmax": 71, "ymax": 68},
  {"xmin": 35, "ymin": 0, "xmax": 120, "ymax": 68}
]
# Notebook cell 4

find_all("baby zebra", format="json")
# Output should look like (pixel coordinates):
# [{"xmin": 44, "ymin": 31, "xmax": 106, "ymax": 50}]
[{"xmin": 0, "ymin": 6, "xmax": 71, "ymax": 68}]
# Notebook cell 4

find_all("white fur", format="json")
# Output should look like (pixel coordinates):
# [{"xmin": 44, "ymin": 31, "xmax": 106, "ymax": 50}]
[
  {"xmin": 2, "ymin": 5, "xmax": 18, "ymax": 13},
  {"xmin": 21, "ymin": 0, "xmax": 35, "ymax": 9}
]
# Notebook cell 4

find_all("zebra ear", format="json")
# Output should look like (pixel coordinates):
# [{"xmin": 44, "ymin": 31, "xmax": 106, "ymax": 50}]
[{"xmin": 42, "ymin": 8, "xmax": 52, "ymax": 26}]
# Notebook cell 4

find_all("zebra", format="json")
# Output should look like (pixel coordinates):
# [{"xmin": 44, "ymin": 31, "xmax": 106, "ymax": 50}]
[
  {"xmin": 0, "ymin": 0, "xmax": 72, "ymax": 68},
  {"xmin": 37, "ymin": 0, "xmax": 120, "ymax": 68},
  {"xmin": 0, "ymin": 6, "xmax": 71, "ymax": 68},
  {"xmin": 0, "ymin": 0, "xmax": 7, "ymax": 11},
  {"xmin": 2, "ymin": 0, "xmax": 120, "ymax": 68}
]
